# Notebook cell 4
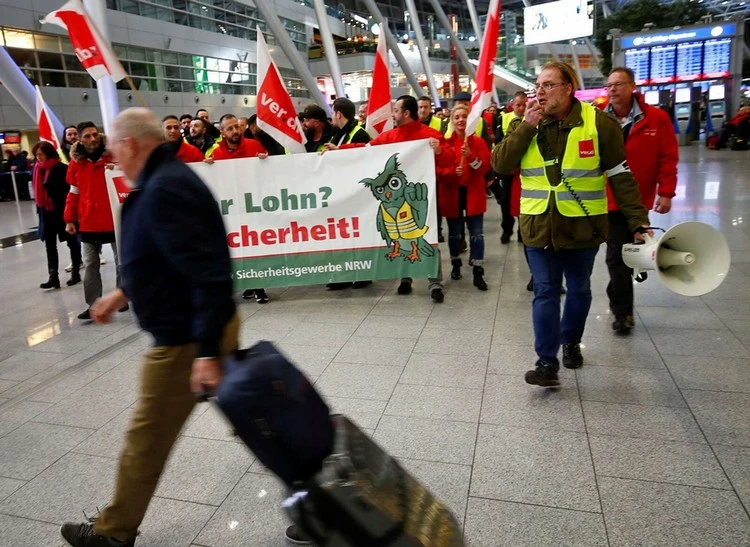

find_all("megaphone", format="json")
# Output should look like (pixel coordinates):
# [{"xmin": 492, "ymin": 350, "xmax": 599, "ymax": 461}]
[{"xmin": 622, "ymin": 222, "xmax": 730, "ymax": 297}]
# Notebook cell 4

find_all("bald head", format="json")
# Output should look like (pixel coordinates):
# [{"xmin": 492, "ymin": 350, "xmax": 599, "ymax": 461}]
[{"xmin": 111, "ymin": 108, "xmax": 166, "ymax": 182}]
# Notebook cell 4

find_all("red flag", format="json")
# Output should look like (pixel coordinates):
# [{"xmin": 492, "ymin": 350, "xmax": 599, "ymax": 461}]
[
  {"xmin": 467, "ymin": 0, "xmax": 501, "ymax": 136},
  {"xmin": 365, "ymin": 27, "xmax": 393, "ymax": 138},
  {"xmin": 42, "ymin": 0, "xmax": 128, "ymax": 82},
  {"xmin": 35, "ymin": 85, "xmax": 62, "ymax": 155},
  {"xmin": 255, "ymin": 27, "xmax": 307, "ymax": 154}
]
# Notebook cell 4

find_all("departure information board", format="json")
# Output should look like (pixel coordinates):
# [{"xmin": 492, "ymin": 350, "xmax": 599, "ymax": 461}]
[
  {"xmin": 703, "ymin": 38, "xmax": 731, "ymax": 78},
  {"xmin": 625, "ymin": 48, "xmax": 650, "ymax": 84},
  {"xmin": 650, "ymin": 45, "xmax": 676, "ymax": 83},
  {"xmin": 676, "ymin": 42, "xmax": 703, "ymax": 80}
]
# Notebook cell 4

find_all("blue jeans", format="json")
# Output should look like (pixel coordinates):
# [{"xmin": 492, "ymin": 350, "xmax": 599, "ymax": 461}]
[
  {"xmin": 526, "ymin": 246, "xmax": 599, "ymax": 370},
  {"xmin": 447, "ymin": 214, "xmax": 484, "ymax": 265}
]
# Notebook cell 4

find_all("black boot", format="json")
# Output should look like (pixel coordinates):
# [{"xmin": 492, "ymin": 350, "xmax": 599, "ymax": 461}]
[
  {"xmin": 473, "ymin": 266, "xmax": 488, "ymax": 291},
  {"xmin": 67, "ymin": 269, "xmax": 81, "ymax": 287},
  {"xmin": 40, "ymin": 274, "xmax": 60, "ymax": 290},
  {"xmin": 450, "ymin": 259, "xmax": 462, "ymax": 280}
]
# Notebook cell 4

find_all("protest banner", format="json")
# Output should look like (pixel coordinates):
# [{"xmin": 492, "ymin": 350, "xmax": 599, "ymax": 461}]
[{"xmin": 106, "ymin": 140, "xmax": 439, "ymax": 289}]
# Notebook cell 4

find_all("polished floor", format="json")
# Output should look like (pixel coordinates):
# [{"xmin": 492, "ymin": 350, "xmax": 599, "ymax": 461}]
[{"xmin": 0, "ymin": 145, "xmax": 749, "ymax": 546}]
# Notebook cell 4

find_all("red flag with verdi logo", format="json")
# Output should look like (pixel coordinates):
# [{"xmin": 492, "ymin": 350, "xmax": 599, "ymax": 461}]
[
  {"xmin": 42, "ymin": 0, "xmax": 128, "ymax": 82},
  {"xmin": 467, "ymin": 0, "xmax": 501, "ymax": 136},
  {"xmin": 35, "ymin": 85, "xmax": 62, "ymax": 156},
  {"xmin": 365, "ymin": 26, "xmax": 393, "ymax": 138},
  {"xmin": 255, "ymin": 27, "xmax": 307, "ymax": 154}
]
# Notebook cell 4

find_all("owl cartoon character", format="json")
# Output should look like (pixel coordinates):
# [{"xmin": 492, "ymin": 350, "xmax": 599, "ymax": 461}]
[{"xmin": 360, "ymin": 153, "xmax": 435, "ymax": 263}]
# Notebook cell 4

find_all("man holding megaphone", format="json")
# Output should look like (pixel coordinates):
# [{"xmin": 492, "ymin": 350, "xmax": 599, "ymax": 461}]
[
  {"xmin": 604, "ymin": 67, "xmax": 679, "ymax": 335},
  {"xmin": 492, "ymin": 62, "xmax": 651, "ymax": 388}
]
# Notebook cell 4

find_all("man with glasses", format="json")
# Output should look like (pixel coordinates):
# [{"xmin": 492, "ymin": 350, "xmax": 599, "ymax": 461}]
[
  {"xmin": 604, "ymin": 67, "xmax": 678, "ymax": 335},
  {"xmin": 492, "ymin": 62, "xmax": 650, "ymax": 388}
]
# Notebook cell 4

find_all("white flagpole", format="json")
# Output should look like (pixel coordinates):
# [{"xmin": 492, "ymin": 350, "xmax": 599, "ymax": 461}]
[{"xmin": 83, "ymin": 0, "xmax": 119, "ymax": 135}]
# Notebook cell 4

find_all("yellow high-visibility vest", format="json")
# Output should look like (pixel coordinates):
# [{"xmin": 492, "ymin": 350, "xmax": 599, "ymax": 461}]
[
  {"xmin": 519, "ymin": 102, "xmax": 607, "ymax": 217},
  {"xmin": 381, "ymin": 202, "xmax": 428, "ymax": 240}
]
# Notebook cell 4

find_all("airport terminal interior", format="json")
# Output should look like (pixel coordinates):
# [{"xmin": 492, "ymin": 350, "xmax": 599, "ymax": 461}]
[
  {"xmin": 0, "ymin": 145, "xmax": 749, "ymax": 546},
  {"xmin": 1, "ymin": 0, "xmax": 750, "ymax": 545}
]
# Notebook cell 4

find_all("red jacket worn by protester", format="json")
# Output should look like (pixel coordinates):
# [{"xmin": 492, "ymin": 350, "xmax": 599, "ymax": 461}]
[
  {"xmin": 175, "ymin": 140, "xmax": 205, "ymax": 163},
  {"xmin": 64, "ymin": 139, "xmax": 115, "ymax": 234},
  {"xmin": 209, "ymin": 136, "xmax": 266, "ymax": 160},
  {"xmin": 606, "ymin": 93, "xmax": 678, "ymax": 212},
  {"xmin": 341, "ymin": 120, "xmax": 455, "ymax": 170},
  {"xmin": 437, "ymin": 134, "xmax": 491, "ymax": 218}
]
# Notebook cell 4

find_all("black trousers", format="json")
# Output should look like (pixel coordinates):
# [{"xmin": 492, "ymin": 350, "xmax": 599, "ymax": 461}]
[
  {"xmin": 490, "ymin": 175, "xmax": 515, "ymax": 236},
  {"xmin": 605, "ymin": 210, "xmax": 636, "ymax": 318},
  {"xmin": 45, "ymin": 231, "xmax": 82, "ymax": 277}
]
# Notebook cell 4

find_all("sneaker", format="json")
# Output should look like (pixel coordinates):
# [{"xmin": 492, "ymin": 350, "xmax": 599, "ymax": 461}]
[
  {"xmin": 524, "ymin": 363, "xmax": 560, "ymax": 387},
  {"xmin": 99, "ymin": 255, "xmax": 106, "ymax": 265},
  {"xmin": 77, "ymin": 309, "xmax": 92, "ymax": 321},
  {"xmin": 60, "ymin": 522, "xmax": 134, "ymax": 547},
  {"xmin": 397, "ymin": 280, "xmax": 412, "ymax": 295},
  {"xmin": 612, "ymin": 316, "xmax": 632, "ymax": 335},
  {"xmin": 242, "ymin": 289, "xmax": 255, "ymax": 299},
  {"xmin": 500, "ymin": 232, "xmax": 511, "ymax": 244},
  {"xmin": 65, "ymin": 263, "xmax": 82, "ymax": 273},
  {"xmin": 431, "ymin": 288, "xmax": 444, "ymax": 303},
  {"xmin": 285, "ymin": 524, "xmax": 313, "ymax": 545},
  {"xmin": 255, "ymin": 289, "xmax": 269, "ymax": 304},
  {"xmin": 562, "ymin": 343, "xmax": 584, "ymax": 369},
  {"xmin": 352, "ymin": 280, "xmax": 372, "ymax": 289}
]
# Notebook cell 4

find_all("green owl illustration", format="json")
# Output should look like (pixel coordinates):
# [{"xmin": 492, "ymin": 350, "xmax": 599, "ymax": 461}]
[{"xmin": 360, "ymin": 153, "xmax": 435, "ymax": 263}]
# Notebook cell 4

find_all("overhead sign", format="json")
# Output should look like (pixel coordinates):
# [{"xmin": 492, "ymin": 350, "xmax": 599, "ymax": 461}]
[
  {"xmin": 621, "ymin": 23, "xmax": 736, "ymax": 49},
  {"xmin": 523, "ymin": 0, "xmax": 593, "ymax": 46}
]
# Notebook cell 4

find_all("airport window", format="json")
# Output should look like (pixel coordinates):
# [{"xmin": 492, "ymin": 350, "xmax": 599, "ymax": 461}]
[{"xmin": 0, "ymin": 26, "xmax": 307, "ymax": 98}]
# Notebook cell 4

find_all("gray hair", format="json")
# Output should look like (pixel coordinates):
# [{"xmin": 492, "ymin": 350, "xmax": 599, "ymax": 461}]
[{"xmin": 112, "ymin": 107, "xmax": 164, "ymax": 143}]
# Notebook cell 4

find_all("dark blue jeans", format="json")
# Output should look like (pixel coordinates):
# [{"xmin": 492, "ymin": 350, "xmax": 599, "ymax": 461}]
[
  {"xmin": 526, "ymin": 246, "xmax": 599, "ymax": 370},
  {"xmin": 447, "ymin": 214, "xmax": 484, "ymax": 265}
]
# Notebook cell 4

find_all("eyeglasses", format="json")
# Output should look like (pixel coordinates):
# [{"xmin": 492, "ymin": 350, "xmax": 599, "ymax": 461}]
[
  {"xmin": 534, "ymin": 82, "xmax": 566, "ymax": 92},
  {"xmin": 605, "ymin": 82, "xmax": 633, "ymax": 90}
]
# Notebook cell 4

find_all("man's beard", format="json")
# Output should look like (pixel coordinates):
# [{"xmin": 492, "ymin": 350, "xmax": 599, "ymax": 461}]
[{"xmin": 304, "ymin": 127, "xmax": 315, "ymax": 140}]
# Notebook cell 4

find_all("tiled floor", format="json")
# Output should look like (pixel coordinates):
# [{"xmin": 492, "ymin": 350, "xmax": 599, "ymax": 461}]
[{"xmin": 0, "ymin": 145, "xmax": 749, "ymax": 546}]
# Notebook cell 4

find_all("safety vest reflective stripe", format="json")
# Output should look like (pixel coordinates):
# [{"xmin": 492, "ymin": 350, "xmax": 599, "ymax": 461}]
[{"xmin": 519, "ymin": 102, "xmax": 607, "ymax": 217}]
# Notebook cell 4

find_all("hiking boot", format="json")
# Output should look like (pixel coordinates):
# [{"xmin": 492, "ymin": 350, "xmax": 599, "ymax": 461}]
[
  {"xmin": 562, "ymin": 343, "xmax": 584, "ymax": 369},
  {"xmin": 473, "ymin": 266, "xmax": 488, "ymax": 291},
  {"xmin": 450, "ymin": 259, "xmax": 462, "ymax": 280},
  {"xmin": 524, "ymin": 363, "xmax": 560, "ymax": 387},
  {"xmin": 431, "ymin": 288, "xmax": 444, "ymax": 303},
  {"xmin": 255, "ymin": 289, "xmax": 269, "ymax": 304},
  {"xmin": 612, "ymin": 316, "xmax": 632, "ymax": 335},
  {"xmin": 397, "ymin": 279, "xmax": 412, "ymax": 295},
  {"xmin": 40, "ymin": 275, "xmax": 61, "ymax": 290},
  {"xmin": 285, "ymin": 524, "xmax": 313, "ymax": 545},
  {"xmin": 67, "ymin": 270, "xmax": 81, "ymax": 286},
  {"xmin": 77, "ymin": 309, "xmax": 92, "ymax": 321},
  {"xmin": 500, "ymin": 232, "xmax": 511, "ymax": 244},
  {"xmin": 60, "ymin": 522, "xmax": 134, "ymax": 547}
]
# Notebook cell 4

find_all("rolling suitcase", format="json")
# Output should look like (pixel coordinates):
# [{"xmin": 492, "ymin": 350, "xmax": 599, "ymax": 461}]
[
  {"xmin": 214, "ymin": 341, "xmax": 334, "ymax": 486},
  {"xmin": 284, "ymin": 415, "xmax": 465, "ymax": 547}
]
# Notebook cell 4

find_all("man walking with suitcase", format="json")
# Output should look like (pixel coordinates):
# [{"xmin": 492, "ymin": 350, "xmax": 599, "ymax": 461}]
[{"xmin": 59, "ymin": 108, "xmax": 243, "ymax": 547}]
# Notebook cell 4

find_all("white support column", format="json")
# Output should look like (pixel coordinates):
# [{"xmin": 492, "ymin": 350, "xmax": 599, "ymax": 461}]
[
  {"xmin": 404, "ymin": 0, "xmax": 441, "ymax": 102},
  {"xmin": 569, "ymin": 40, "xmax": 585, "ymax": 90},
  {"xmin": 466, "ymin": 0, "xmax": 483, "ymax": 43},
  {"xmin": 312, "ymin": 0, "xmax": 346, "ymax": 98}
]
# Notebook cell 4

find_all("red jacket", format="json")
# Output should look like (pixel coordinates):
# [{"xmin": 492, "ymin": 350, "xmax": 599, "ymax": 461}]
[
  {"xmin": 176, "ymin": 141, "xmax": 205, "ymax": 163},
  {"xmin": 210, "ymin": 137, "xmax": 266, "ymax": 160},
  {"xmin": 64, "ymin": 140, "xmax": 115, "ymax": 233},
  {"xmin": 342, "ymin": 120, "xmax": 455, "ymax": 169},
  {"xmin": 437, "ymin": 134, "xmax": 491, "ymax": 218},
  {"xmin": 607, "ymin": 93, "xmax": 678, "ymax": 211}
]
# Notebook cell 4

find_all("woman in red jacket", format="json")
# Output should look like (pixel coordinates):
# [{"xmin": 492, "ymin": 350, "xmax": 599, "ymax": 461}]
[{"xmin": 437, "ymin": 105, "xmax": 491, "ymax": 290}]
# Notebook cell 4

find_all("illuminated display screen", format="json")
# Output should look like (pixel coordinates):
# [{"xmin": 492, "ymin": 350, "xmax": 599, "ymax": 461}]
[
  {"xmin": 644, "ymin": 90, "xmax": 659, "ymax": 105},
  {"xmin": 703, "ymin": 38, "xmax": 731, "ymax": 77},
  {"xmin": 650, "ymin": 45, "xmax": 676, "ymax": 83},
  {"xmin": 676, "ymin": 42, "xmax": 703, "ymax": 81},
  {"xmin": 675, "ymin": 88, "xmax": 691, "ymax": 103},
  {"xmin": 709, "ymin": 85, "xmax": 725, "ymax": 100},
  {"xmin": 625, "ymin": 48, "xmax": 650, "ymax": 84}
]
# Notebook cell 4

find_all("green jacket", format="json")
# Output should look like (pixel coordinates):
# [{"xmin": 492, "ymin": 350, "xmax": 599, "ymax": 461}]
[{"xmin": 491, "ymin": 99, "xmax": 648, "ymax": 250}]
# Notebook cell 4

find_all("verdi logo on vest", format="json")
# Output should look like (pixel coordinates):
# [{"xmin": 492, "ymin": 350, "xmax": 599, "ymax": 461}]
[{"xmin": 578, "ymin": 139, "xmax": 595, "ymax": 158}]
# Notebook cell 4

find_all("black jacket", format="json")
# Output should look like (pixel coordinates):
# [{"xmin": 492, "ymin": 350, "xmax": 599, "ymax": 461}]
[
  {"xmin": 37, "ymin": 161, "xmax": 70, "ymax": 242},
  {"xmin": 120, "ymin": 144, "xmax": 236, "ymax": 356},
  {"xmin": 329, "ymin": 119, "xmax": 371, "ymax": 146}
]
